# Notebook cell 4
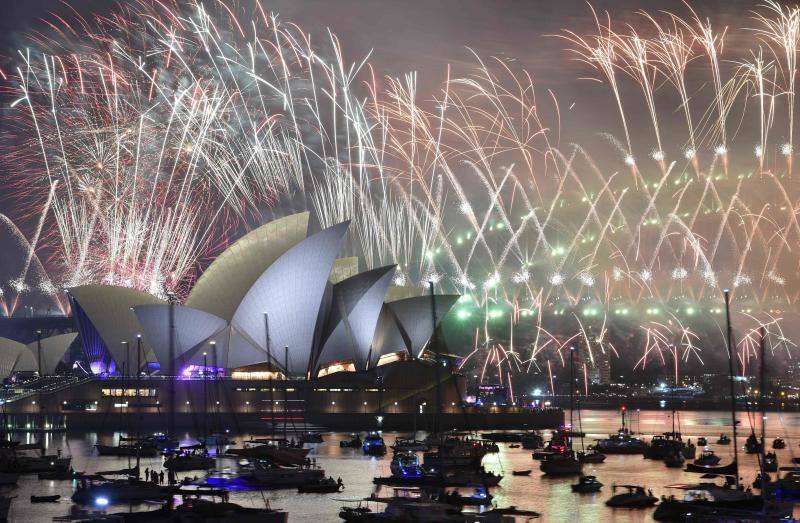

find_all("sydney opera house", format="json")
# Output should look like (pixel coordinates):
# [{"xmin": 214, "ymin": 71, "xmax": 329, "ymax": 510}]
[{"xmin": 0, "ymin": 213, "xmax": 561, "ymax": 430}]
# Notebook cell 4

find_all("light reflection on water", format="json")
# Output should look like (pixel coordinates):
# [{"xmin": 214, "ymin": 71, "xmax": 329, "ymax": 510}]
[{"xmin": 11, "ymin": 409, "xmax": 800, "ymax": 522}]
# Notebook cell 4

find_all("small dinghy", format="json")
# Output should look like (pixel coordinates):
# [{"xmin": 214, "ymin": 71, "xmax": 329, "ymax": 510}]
[{"xmin": 512, "ymin": 469, "xmax": 531, "ymax": 476}]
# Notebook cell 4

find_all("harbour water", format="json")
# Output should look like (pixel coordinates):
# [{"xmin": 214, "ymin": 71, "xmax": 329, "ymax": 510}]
[{"xmin": 12, "ymin": 409, "xmax": 800, "ymax": 522}]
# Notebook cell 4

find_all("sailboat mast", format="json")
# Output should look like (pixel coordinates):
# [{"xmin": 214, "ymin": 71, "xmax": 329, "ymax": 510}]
[
  {"xmin": 203, "ymin": 351, "xmax": 208, "ymax": 443},
  {"xmin": 429, "ymin": 281, "xmax": 441, "ymax": 436},
  {"xmin": 265, "ymin": 313, "xmax": 274, "ymax": 441},
  {"xmin": 723, "ymin": 289, "xmax": 740, "ymax": 489},
  {"xmin": 36, "ymin": 330, "xmax": 44, "ymax": 455},
  {"xmin": 569, "ymin": 346, "xmax": 574, "ymax": 449},
  {"xmin": 283, "ymin": 346, "xmax": 289, "ymax": 442},
  {"xmin": 135, "ymin": 335, "xmax": 142, "ymax": 477}
]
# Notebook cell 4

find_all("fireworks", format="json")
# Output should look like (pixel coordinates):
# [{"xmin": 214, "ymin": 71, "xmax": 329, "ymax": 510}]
[{"xmin": 2, "ymin": 1, "xmax": 800, "ymax": 384}]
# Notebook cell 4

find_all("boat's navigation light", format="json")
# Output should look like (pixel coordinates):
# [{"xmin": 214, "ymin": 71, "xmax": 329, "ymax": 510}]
[{"xmin": 95, "ymin": 497, "xmax": 109, "ymax": 506}]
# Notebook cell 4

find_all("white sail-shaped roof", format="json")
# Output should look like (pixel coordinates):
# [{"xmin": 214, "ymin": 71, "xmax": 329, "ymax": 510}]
[
  {"xmin": 177, "ymin": 325, "xmax": 265, "ymax": 370},
  {"xmin": 317, "ymin": 266, "xmax": 396, "ymax": 371},
  {"xmin": 371, "ymin": 294, "xmax": 459, "ymax": 364},
  {"xmin": 0, "ymin": 338, "xmax": 26, "ymax": 378},
  {"xmin": 23, "ymin": 332, "xmax": 79, "ymax": 374},
  {"xmin": 68, "ymin": 285, "xmax": 162, "ymax": 366},
  {"xmin": 371, "ymin": 305, "xmax": 408, "ymax": 363},
  {"xmin": 133, "ymin": 305, "xmax": 227, "ymax": 366},
  {"xmin": 232, "ymin": 221, "xmax": 349, "ymax": 376},
  {"xmin": 186, "ymin": 212, "xmax": 309, "ymax": 321}
]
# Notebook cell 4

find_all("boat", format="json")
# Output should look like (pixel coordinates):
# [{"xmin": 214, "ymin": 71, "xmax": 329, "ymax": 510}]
[
  {"xmin": 341, "ymin": 487, "xmax": 529, "ymax": 522},
  {"xmin": 0, "ymin": 454, "xmax": 72, "ymax": 474},
  {"xmin": 423, "ymin": 437, "xmax": 488, "ymax": 468},
  {"xmin": 763, "ymin": 452, "xmax": 778, "ymax": 472},
  {"xmin": 653, "ymin": 482, "xmax": 793, "ymax": 521},
  {"xmin": 297, "ymin": 477, "xmax": 342, "ymax": 493},
  {"xmin": 767, "ymin": 468, "xmax": 800, "ymax": 500},
  {"xmin": 577, "ymin": 449, "xmax": 606, "ymax": 463},
  {"xmin": 753, "ymin": 472, "xmax": 771, "ymax": 489},
  {"xmin": 605, "ymin": 485, "xmax": 658, "ymax": 508},
  {"xmin": 227, "ymin": 440, "xmax": 310, "ymax": 466},
  {"xmin": 98, "ymin": 498, "xmax": 288, "ymax": 522},
  {"xmin": 299, "ymin": 432, "xmax": 324, "ymax": 444},
  {"xmin": 773, "ymin": 437, "xmax": 786, "ymax": 449},
  {"xmin": 390, "ymin": 451, "xmax": 424, "ymax": 478},
  {"xmin": 643, "ymin": 432, "xmax": 687, "ymax": 460},
  {"xmin": 697, "ymin": 437, "xmax": 707, "ymax": 446},
  {"xmin": 239, "ymin": 462, "xmax": 326, "ymax": 488},
  {"xmin": 531, "ymin": 450, "xmax": 552, "ymax": 460},
  {"xmin": 374, "ymin": 466, "xmax": 502, "ymax": 487},
  {"xmin": 436, "ymin": 487, "xmax": 493, "ymax": 506},
  {"xmin": 362, "ymin": 433, "xmax": 387, "ymax": 456},
  {"xmin": 71, "ymin": 478, "xmax": 178, "ymax": 505},
  {"xmin": 512, "ymin": 469, "xmax": 531, "ymax": 476},
  {"xmin": 716, "ymin": 434, "xmax": 731, "ymax": 445},
  {"xmin": 591, "ymin": 431, "xmax": 646, "ymax": 455},
  {"xmin": 508, "ymin": 444, "xmax": 520, "ymax": 449},
  {"xmin": 340, "ymin": 434, "xmax": 363, "ymax": 448},
  {"xmin": 520, "ymin": 432, "xmax": 543, "ymax": 449},
  {"xmin": 685, "ymin": 460, "xmax": 737, "ymax": 475},
  {"xmin": 571, "ymin": 475, "xmax": 603, "ymax": 493},
  {"xmin": 163, "ymin": 447, "xmax": 215, "ymax": 471},
  {"xmin": 693, "ymin": 449, "xmax": 721, "ymax": 467},
  {"xmin": 30, "ymin": 494, "xmax": 59, "ymax": 503},
  {"xmin": 664, "ymin": 451, "xmax": 684, "ymax": 468},
  {"xmin": 540, "ymin": 451, "xmax": 583, "ymax": 476},
  {"xmin": 744, "ymin": 432, "xmax": 763, "ymax": 454},
  {"xmin": 390, "ymin": 437, "xmax": 427, "ymax": 452}
]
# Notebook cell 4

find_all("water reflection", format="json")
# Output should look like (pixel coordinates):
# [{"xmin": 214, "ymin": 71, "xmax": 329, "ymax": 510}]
[{"xmin": 9, "ymin": 409, "xmax": 800, "ymax": 521}]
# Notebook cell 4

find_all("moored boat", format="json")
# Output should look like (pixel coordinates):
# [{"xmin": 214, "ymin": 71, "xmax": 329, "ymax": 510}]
[
  {"xmin": 605, "ymin": 485, "xmax": 658, "ymax": 508},
  {"xmin": 693, "ymin": 449, "xmax": 721, "ymax": 467},
  {"xmin": 571, "ymin": 475, "xmax": 603, "ymax": 493},
  {"xmin": 653, "ymin": 483, "xmax": 792, "ymax": 521},
  {"xmin": 540, "ymin": 451, "xmax": 582, "ymax": 476},
  {"xmin": 362, "ymin": 433, "xmax": 387, "ymax": 456}
]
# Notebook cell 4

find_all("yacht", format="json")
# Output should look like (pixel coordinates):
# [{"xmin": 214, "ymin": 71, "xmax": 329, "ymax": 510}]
[
  {"xmin": 591, "ymin": 431, "xmax": 646, "ymax": 455},
  {"xmin": 240, "ymin": 461, "xmax": 326, "ymax": 488},
  {"xmin": 744, "ymin": 432, "xmax": 763, "ymax": 454},
  {"xmin": 571, "ymin": 475, "xmax": 603, "ymax": 493},
  {"xmin": 390, "ymin": 451, "xmax": 424, "ymax": 478},
  {"xmin": 423, "ymin": 437, "xmax": 487, "ymax": 468},
  {"xmin": 391, "ymin": 438, "xmax": 429, "ymax": 452},
  {"xmin": 227, "ymin": 439, "xmax": 310, "ymax": 466},
  {"xmin": 693, "ymin": 449, "xmax": 721, "ymax": 466},
  {"xmin": 163, "ymin": 446, "xmax": 215, "ymax": 471},
  {"xmin": 605, "ymin": 485, "xmax": 658, "ymax": 508},
  {"xmin": 71, "ymin": 478, "xmax": 177, "ymax": 505},
  {"xmin": 520, "ymin": 432, "xmax": 543, "ymax": 449},
  {"xmin": 540, "ymin": 451, "xmax": 582, "ymax": 476},
  {"xmin": 642, "ymin": 432, "xmax": 686, "ymax": 460},
  {"xmin": 653, "ymin": 483, "xmax": 792, "ymax": 521},
  {"xmin": 362, "ymin": 433, "xmax": 387, "ymax": 456}
]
